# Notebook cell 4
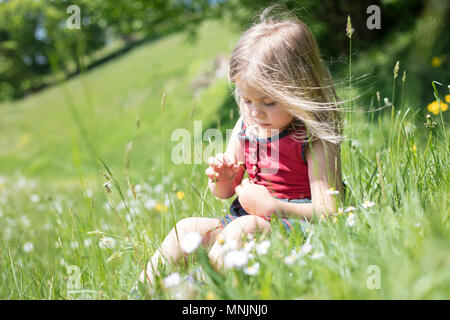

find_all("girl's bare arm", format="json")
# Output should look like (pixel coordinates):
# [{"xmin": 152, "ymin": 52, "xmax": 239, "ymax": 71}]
[
  {"xmin": 207, "ymin": 117, "xmax": 246, "ymax": 199},
  {"xmin": 273, "ymin": 139, "xmax": 344, "ymax": 219}
]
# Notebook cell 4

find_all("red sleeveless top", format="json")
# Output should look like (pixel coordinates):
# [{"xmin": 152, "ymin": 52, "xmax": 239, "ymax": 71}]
[{"xmin": 238, "ymin": 120, "xmax": 311, "ymax": 200}]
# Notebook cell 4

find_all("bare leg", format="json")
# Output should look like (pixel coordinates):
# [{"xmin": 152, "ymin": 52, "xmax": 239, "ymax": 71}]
[
  {"xmin": 208, "ymin": 215, "xmax": 271, "ymax": 269},
  {"xmin": 139, "ymin": 217, "xmax": 222, "ymax": 285}
]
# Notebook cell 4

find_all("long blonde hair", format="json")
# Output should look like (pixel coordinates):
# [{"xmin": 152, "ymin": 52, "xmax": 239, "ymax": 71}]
[{"xmin": 229, "ymin": 4, "xmax": 344, "ymax": 145}]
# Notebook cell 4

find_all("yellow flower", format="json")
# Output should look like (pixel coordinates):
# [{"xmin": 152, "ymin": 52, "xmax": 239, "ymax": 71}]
[
  {"xmin": 155, "ymin": 203, "xmax": 168, "ymax": 212},
  {"xmin": 431, "ymin": 56, "xmax": 442, "ymax": 67},
  {"xmin": 332, "ymin": 217, "xmax": 338, "ymax": 223},
  {"xmin": 427, "ymin": 100, "xmax": 448, "ymax": 115},
  {"xmin": 176, "ymin": 191, "xmax": 185, "ymax": 200},
  {"xmin": 216, "ymin": 233, "xmax": 225, "ymax": 245},
  {"xmin": 445, "ymin": 95, "xmax": 450, "ymax": 103},
  {"xmin": 410, "ymin": 144, "xmax": 417, "ymax": 154},
  {"xmin": 205, "ymin": 291, "xmax": 216, "ymax": 300}
]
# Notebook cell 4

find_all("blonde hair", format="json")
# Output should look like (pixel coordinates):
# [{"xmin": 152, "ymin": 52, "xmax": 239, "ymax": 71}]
[{"xmin": 229, "ymin": 4, "xmax": 344, "ymax": 145}]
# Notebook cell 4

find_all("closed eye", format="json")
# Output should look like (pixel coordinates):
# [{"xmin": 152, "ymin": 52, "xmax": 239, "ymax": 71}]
[{"xmin": 264, "ymin": 102, "xmax": 275, "ymax": 107}]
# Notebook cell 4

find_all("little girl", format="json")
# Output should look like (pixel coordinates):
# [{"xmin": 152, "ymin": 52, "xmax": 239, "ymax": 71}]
[{"xmin": 139, "ymin": 5, "xmax": 344, "ymax": 285}]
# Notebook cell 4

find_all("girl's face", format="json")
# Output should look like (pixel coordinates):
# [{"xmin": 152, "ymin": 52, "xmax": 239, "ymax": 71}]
[{"xmin": 236, "ymin": 80, "xmax": 293, "ymax": 137}]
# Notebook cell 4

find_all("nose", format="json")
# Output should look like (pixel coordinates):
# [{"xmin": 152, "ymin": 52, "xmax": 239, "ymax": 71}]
[{"xmin": 250, "ymin": 105, "xmax": 265, "ymax": 118}]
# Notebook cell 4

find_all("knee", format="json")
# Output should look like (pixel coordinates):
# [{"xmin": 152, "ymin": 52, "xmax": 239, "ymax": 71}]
[
  {"xmin": 175, "ymin": 217, "xmax": 197, "ymax": 233},
  {"xmin": 225, "ymin": 215, "xmax": 271, "ymax": 234}
]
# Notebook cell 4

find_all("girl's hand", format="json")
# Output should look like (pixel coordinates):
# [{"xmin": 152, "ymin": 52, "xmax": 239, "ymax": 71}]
[
  {"xmin": 205, "ymin": 153, "xmax": 242, "ymax": 183},
  {"xmin": 235, "ymin": 178, "xmax": 276, "ymax": 218}
]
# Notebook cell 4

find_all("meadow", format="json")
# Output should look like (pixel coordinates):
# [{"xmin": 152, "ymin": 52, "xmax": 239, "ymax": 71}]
[{"xmin": 0, "ymin": 18, "xmax": 448, "ymax": 300}]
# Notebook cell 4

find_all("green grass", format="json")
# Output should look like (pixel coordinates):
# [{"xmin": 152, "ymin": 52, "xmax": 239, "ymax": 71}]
[{"xmin": 0, "ymin": 18, "xmax": 449, "ymax": 300}]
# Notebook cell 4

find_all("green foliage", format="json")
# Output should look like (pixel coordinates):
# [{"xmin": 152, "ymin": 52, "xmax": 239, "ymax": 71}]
[
  {"xmin": 0, "ymin": 0, "xmax": 217, "ymax": 101},
  {"xmin": 0, "ymin": 0, "xmax": 107, "ymax": 100}
]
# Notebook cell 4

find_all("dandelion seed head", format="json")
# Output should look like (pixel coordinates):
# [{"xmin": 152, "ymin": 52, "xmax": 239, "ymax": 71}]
[{"xmin": 99, "ymin": 237, "xmax": 116, "ymax": 249}]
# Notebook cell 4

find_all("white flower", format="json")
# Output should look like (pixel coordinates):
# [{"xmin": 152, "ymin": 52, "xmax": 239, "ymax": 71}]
[
  {"xmin": 116, "ymin": 201, "xmax": 126, "ymax": 211},
  {"xmin": 103, "ymin": 202, "xmax": 112, "ymax": 213},
  {"xmin": 83, "ymin": 239, "xmax": 92, "ymax": 247},
  {"xmin": 144, "ymin": 199, "xmax": 156, "ymax": 210},
  {"xmin": 415, "ymin": 222, "xmax": 421, "ymax": 228},
  {"xmin": 384, "ymin": 97, "xmax": 392, "ymax": 107},
  {"xmin": 344, "ymin": 206, "xmax": 356, "ymax": 212},
  {"xmin": 362, "ymin": 201, "xmax": 375, "ymax": 209},
  {"xmin": 134, "ymin": 184, "xmax": 142, "ymax": 194},
  {"xmin": 256, "ymin": 240, "xmax": 271, "ymax": 255},
  {"xmin": 326, "ymin": 188, "xmax": 339, "ymax": 195},
  {"xmin": 224, "ymin": 250, "xmax": 249, "ymax": 269},
  {"xmin": 301, "ymin": 242, "xmax": 313, "ymax": 255},
  {"xmin": 346, "ymin": 213, "xmax": 356, "ymax": 227},
  {"xmin": 3, "ymin": 226, "xmax": 12, "ymax": 241},
  {"xmin": 30, "ymin": 194, "xmax": 40, "ymax": 203},
  {"xmin": 311, "ymin": 252, "xmax": 324, "ymax": 260},
  {"xmin": 181, "ymin": 232, "xmax": 202, "ymax": 254},
  {"xmin": 101, "ymin": 223, "xmax": 110, "ymax": 231},
  {"xmin": 70, "ymin": 241, "xmax": 79, "ymax": 249},
  {"xmin": 23, "ymin": 242, "xmax": 34, "ymax": 252},
  {"xmin": 163, "ymin": 272, "xmax": 181, "ymax": 288},
  {"xmin": 154, "ymin": 184, "xmax": 162, "ymax": 193},
  {"xmin": 244, "ymin": 262, "xmax": 260, "ymax": 276},
  {"xmin": 43, "ymin": 222, "xmax": 52, "ymax": 231},
  {"xmin": 20, "ymin": 215, "xmax": 31, "ymax": 228},
  {"xmin": 284, "ymin": 254, "xmax": 297, "ymax": 265},
  {"xmin": 85, "ymin": 189, "xmax": 93, "ymax": 198},
  {"xmin": 99, "ymin": 237, "xmax": 116, "ymax": 249},
  {"xmin": 243, "ymin": 240, "xmax": 255, "ymax": 253},
  {"xmin": 225, "ymin": 239, "xmax": 239, "ymax": 251},
  {"xmin": 351, "ymin": 140, "xmax": 360, "ymax": 148},
  {"xmin": 299, "ymin": 231, "xmax": 314, "ymax": 255}
]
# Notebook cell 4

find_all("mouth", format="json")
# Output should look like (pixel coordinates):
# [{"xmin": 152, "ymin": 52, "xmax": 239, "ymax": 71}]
[{"xmin": 258, "ymin": 123, "xmax": 271, "ymax": 127}]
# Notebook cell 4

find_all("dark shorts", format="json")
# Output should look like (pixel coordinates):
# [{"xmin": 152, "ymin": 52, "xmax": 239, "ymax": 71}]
[{"xmin": 220, "ymin": 197, "xmax": 312, "ymax": 237}]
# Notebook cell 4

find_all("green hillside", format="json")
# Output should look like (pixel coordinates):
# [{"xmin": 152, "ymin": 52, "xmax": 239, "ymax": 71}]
[{"xmin": 0, "ymin": 19, "xmax": 239, "ymax": 185}]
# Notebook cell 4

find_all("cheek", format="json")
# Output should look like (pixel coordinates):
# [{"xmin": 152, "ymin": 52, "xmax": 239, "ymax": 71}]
[{"xmin": 273, "ymin": 110, "xmax": 292, "ymax": 123}]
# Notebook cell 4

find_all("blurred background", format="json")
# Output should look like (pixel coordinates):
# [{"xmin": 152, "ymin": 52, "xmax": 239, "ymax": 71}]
[{"xmin": 0, "ymin": 0, "xmax": 448, "ymax": 103}]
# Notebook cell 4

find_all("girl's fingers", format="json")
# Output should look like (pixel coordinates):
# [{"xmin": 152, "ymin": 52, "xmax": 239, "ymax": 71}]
[
  {"xmin": 205, "ymin": 167, "xmax": 219, "ymax": 179},
  {"xmin": 232, "ymin": 160, "xmax": 243, "ymax": 171},
  {"xmin": 223, "ymin": 153, "xmax": 234, "ymax": 166},
  {"xmin": 208, "ymin": 156, "xmax": 224, "ymax": 170}
]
